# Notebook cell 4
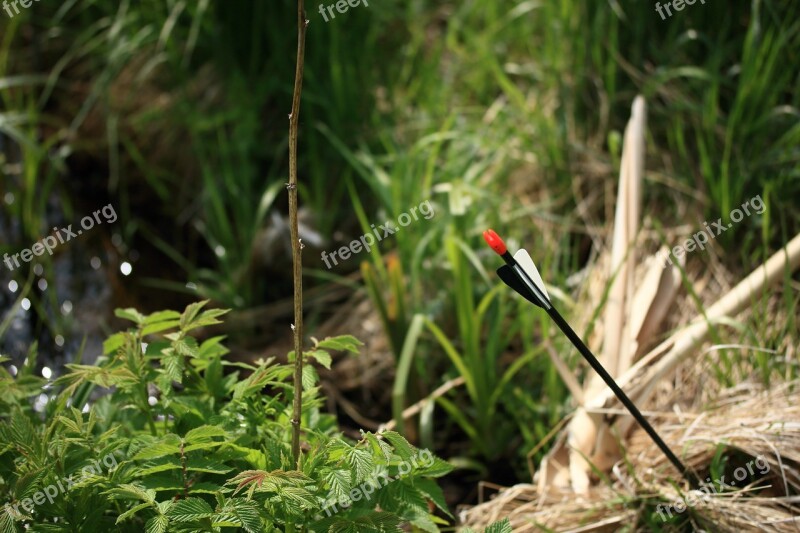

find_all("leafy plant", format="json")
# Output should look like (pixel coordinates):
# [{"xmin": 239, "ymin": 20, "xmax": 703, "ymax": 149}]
[{"xmin": 0, "ymin": 302, "xmax": 452, "ymax": 531}]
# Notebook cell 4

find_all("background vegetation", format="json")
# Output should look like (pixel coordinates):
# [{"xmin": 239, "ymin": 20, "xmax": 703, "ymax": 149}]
[{"xmin": 1, "ymin": 0, "xmax": 798, "ymax": 530}]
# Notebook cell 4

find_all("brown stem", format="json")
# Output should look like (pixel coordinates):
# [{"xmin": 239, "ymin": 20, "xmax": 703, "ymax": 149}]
[
  {"xmin": 288, "ymin": 0, "xmax": 308, "ymax": 469},
  {"xmin": 179, "ymin": 441, "xmax": 188, "ymax": 499}
]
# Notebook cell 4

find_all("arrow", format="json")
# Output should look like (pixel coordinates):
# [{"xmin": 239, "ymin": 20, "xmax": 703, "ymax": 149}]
[{"xmin": 483, "ymin": 229, "xmax": 698, "ymax": 488}]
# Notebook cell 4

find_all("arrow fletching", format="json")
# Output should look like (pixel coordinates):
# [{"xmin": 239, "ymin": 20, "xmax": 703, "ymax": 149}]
[
  {"xmin": 496, "ymin": 265, "xmax": 544, "ymax": 308},
  {"xmin": 513, "ymin": 248, "xmax": 549, "ymax": 300}
]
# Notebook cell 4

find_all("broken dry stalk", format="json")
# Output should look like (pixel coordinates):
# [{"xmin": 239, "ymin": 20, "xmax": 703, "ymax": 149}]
[{"xmin": 288, "ymin": 0, "xmax": 308, "ymax": 469}]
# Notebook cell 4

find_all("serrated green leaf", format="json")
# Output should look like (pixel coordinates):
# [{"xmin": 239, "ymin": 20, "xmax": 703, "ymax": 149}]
[
  {"xmin": 103, "ymin": 332, "xmax": 128, "ymax": 355},
  {"xmin": 383, "ymin": 480, "xmax": 428, "ymax": 514},
  {"xmin": 106, "ymin": 483, "xmax": 157, "ymax": 504},
  {"xmin": 0, "ymin": 509, "xmax": 17, "ymax": 533},
  {"xmin": 115, "ymin": 308, "xmax": 146, "ymax": 324},
  {"xmin": 144, "ymin": 514, "xmax": 169, "ymax": 533},
  {"xmin": 165, "ymin": 497, "xmax": 214, "ymax": 522},
  {"xmin": 276, "ymin": 485, "xmax": 317, "ymax": 509},
  {"xmin": 14, "ymin": 469, "xmax": 44, "ymax": 500},
  {"xmin": 132, "ymin": 435, "xmax": 181, "ymax": 460},
  {"xmin": 227, "ymin": 499, "xmax": 262, "ymax": 533},
  {"xmin": 135, "ymin": 457, "xmax": 182, "ymax": 476},
  {"xmin": 171, "ymin": 336, "xmax": 198, "ymax": 358},
  {"xmin": 185, "ymin": 457, "xmax": 232, "ymax": 474},
  {"xmin": 184, "ymin": 425, "xmax": 227, "ymax": 443},
  {"xmin": 413, "ymin": 478, "xmax": 451, "ymax": 517},
  {"xmin": 316, "ymin": 335, "xmax": 363, "ymax": 354},
  {"xmin": 8, "ymin": 413, "xmax": 39, "ymax": 458},
  {"xmin": 324, "ymin": 510, "xmax": 403, "ymax": 532},
  {"xmin": 188, "ymin": 481, "xmax": 224, "ymax": 495},
  {"xmin": 410, "ymin": 513, "xmax": 439, "ymax": 533},
  {"xmin": 414, "ymin": 456, "xmax": 453, "ymax": 478},
  {"xmin": 306, "ymin": 350, "xmax": 332, "ymax": 369},
  {"xmin": 161, "ymin": 353, "xmax": 184, "ymax": 383},
  {"xmin": 302, "ymin": 364, "xmax": 318, "ymax": 390},
  {"xmin": 198, "ymin": 336, "xmax": 229, "ymax": 360},
  {"xmin": 323, "ymin": 469, "xmax": 351, "ymax": 502},
  {"xmin": 143, "ymin": 310, "xmax": 181, "ymax": 325},
  {"xmin": 180, "ymin": 301, "xmax": 208, "ymax": 330},
  {"xmin": 142, "ymin": 319, "xmax": 181, "ymax": 336},
  {"xmin": 381, "ymin": 431, "xmax": 414, "ymax": 460},
  {"xmin": 136, "ymin": 474, "xmax": 184, "ymax": 492},
  {"xmin": 116, "ymin": 502, "xmax": 155, "ymax": 523},
  {"xmin": 365, "ymin": 432, "xmax": 393, "ymax": 461},
  {"xmin": 346, "ymin": 447, "xmax": 375, "ymax": 485},
  {"xmin": 180, "ymin": 301, "xmax": 229, "ymax": 333}
]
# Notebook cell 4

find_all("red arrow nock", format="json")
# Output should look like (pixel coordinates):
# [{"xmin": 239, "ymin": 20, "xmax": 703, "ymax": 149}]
[{"xmin": 483, "ymin": 229, "xmax": 507, "ymax": 255}]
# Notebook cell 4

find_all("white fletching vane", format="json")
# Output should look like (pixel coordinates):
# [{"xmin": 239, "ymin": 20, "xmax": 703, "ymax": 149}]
[{"xmin": 514, "ymin": 249, "xmax": 550, "ymax": 301}]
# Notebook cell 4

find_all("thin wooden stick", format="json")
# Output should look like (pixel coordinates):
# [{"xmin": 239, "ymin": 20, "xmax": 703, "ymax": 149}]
[
  {"xmin": 380, "ymin": 377, "xmax": 466, "ymax": 432},
  {"xmin": 289, "ymin": 0, "xmax": 308, "ymax": 469}
]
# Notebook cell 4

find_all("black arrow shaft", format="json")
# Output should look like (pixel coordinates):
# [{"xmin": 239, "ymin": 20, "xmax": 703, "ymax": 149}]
[
  {"xmin": 498, "ymin": 248, "xmax": 697, "ymax": 487},
  {"xmin": 546, "ymin": 305, "xmax": 698, "ymax": 488}
]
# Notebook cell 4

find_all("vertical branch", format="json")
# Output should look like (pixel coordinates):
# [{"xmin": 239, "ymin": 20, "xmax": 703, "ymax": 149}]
[{"xmin": 288, "ymin": 0, "xmax": 308, "ymax": 469}]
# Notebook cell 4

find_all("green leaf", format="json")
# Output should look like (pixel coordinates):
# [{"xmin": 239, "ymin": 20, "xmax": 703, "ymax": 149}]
[
  {"xmin": 142, "ymin": 319, "xmax": 181, "ymax": 336},
  {"xmin": 184, "ymin": 425, "xmax": 227, "ymax": 441},
  {"xmin": 410, "ymin": 514, "xmax": 439, "ymax": 533},
  {"xmin": 136, "ymin": 459, "xmax": 182, "ymax": 477},
  {"xmin": 14, "ymin": 469, "xmax": 45, "ymax": 500},
  {"xmin": 345, "ymin": 447, "xmax": 375, "ymax": 485},
  {"xmin": 413, "ymin": 478, "xmax": 451, "ymax": 517},
  {"xmin": 276, "ymin": 485, "xmax": 317, "ymax": 509},
  {"xmin": 136, "ymin": 474, "xmax": 184, "ymax": 492},
  {"xmin": 198, "ymin": 336, "xmax": 229, "ymax": 360},
  {"xmin": 185, "ymin": 456, "xmax": 232, "ymax": 474},
  {"xmin": 323, "ymin": 469, "xmax": 352, "ymax": 502},
  {"xmin": 229, "ymin": 499, "xmax": 263, "ymax": 533},
  {"xmin": 171, "ymin": 336, "xmax": 199, "ymax": 358},
  {"xmin": 183, "ymin": 425, "xmax": 227, "ymax": 450},
  {"xmin": 132, "ymin": 435, "xmax": 181, "ymax": 460},
  {"xmin": 364, "ymin": 432, "xmax": 393, "ymax": 461},
  {"xmin": 179, "ymin": 301, "xmax": 208, "ymax": 331},
  {"xmin": 306, "ymin": 350, "xmax": 332, "ymax": 369},
  {"xmin": 103, "ymin": 332, "xmax": 128, "ymax": 355},
  {"xmin": 186, "ymin": 308, "xmax": 229, "ymax": 331},
  {"xmin": 144, "ymin": 514, "xmax": 169, "ymax": 533},
  {"xmin": 302, "ymin": 364, "xmax": 318, "ymax": 390},
  {"xmin": 323, "ymin": 510, "xmax": 403, "ymax": 532},
  {"xmin": 165, "ymin": 497, "xmax": 214, "ymax": 522},
  {"xmin": 0, "ymin": 509, "xmax": 17, "ymax": 533},
  {"xmin": 414, "ymin": 456, "xmax": 454, "ymax": 478},
  {"xmin": 160, "ymin": 353, "xmax": 184, "ymax": 387},
  {"xmin": 106, "ymin": 483, "xmax": 157, "ymax": 504},
  {"xmin": 143, "ymin": 310, "xmax": 181, "ymax": 326},
  {"xmin": 381, "ymin": 479, "xmax": 428, "ymax": 515},
  {"xmin": 180, "ymin": 301, "xmax": 229, "ymax": 332},
  {"xmin": 187, "ymin": 482, "xmax": 224, "ymax": 495},
  {"xmin": 316, "ymin": 335, "xmax": 363, "ymax": 354},
  {"xmin": 116, "ymin": 502, "xmax": 155, "ymax": 523},
  {"xmin": 115, "ymin": 308, "xmax": 146, "ymax": 325},
  {"xmin": 380, "ymin": 431, "xmax": 414, "ymax": 461}
]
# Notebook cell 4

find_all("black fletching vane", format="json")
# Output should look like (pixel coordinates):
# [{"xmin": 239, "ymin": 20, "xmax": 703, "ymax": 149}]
[{"xmin": 497, "ymin": 265, "xmax": 543, "ymax": 308}]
